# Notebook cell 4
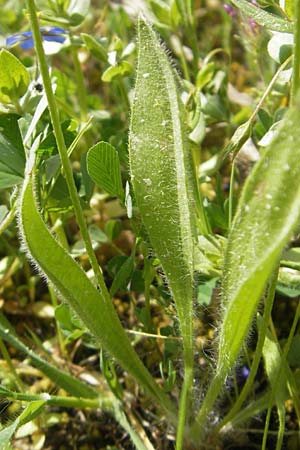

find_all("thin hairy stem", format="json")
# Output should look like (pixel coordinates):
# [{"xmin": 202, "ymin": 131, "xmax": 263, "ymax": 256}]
[{"xmin": 26, "ymin": 0, "xmax": 110, "ymax": 299}]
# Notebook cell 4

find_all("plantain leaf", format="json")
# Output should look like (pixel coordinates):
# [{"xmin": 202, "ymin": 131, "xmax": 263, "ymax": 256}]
[
  {"xmin": 218, "ymin": 103, "xmax": 300, "ymax": 378},
  {"xmin": 194, "ymin": 100, "xmax": 300, "ymax": 432},
  {"xmin": 87, "ymin": 141, "xmax": 125, "ymax": 201},
  {"xmin": 231, "ymin": 0, "xmax": 293, "ymax": 33},
  {"xmin": 129, "ymin": 17, "xmax": 197, "ymax": 368},
  {"xmin": 18, "ymin": 173, "xmax": 174, "ymax": 415}
]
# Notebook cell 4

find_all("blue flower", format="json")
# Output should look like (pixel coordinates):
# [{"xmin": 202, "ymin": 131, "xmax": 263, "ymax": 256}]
[{"xmin": 6, "ymin": 27, "xmax": 68, "ymax": 50}]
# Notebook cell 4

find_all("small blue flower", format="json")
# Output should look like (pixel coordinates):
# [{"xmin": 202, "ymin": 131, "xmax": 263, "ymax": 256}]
[
  {"xmin": 236, "ymin": 365, "xmax": 250, "ymax": 381},
  {"xmin": 6, "ymin": 27, "xmax": 68, "ymax": 50}
]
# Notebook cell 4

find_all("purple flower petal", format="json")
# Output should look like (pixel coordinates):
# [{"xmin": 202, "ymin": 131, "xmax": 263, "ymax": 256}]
[
  {"xmin": 6, "ymin": 27, "xmax": 68, "ymax": 50},
  {"xmin": 6, "ymin": 33, "xmax": 25, "ymax": 46},
  {"xmin": 47, "ymin": 27, "xmax": 68, "ymax": 35},
  {"xmin": 224, "ymin": 3, "xmax": 237, "ymax": 16},
  {"xmin": 20, "ymin": 38, "xmax": 35, "ymax": 50},
  {"xmin": 43, "ymin": 35, "xmax": 67, "ymax": 44},
  {"xmin": 22, "ymin": 31, "xmax": 34, "ymax": 37}
]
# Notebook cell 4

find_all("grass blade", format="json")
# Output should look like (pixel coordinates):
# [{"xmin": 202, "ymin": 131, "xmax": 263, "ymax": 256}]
[{"xmin": 0, "ymin": 312, "xmax": 98, "ymax": 399}]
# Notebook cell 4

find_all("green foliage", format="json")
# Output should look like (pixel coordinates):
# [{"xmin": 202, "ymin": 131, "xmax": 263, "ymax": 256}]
[
  {"xmin": 194, "ymin": 99, "xmax": 300, "ymax": 434},
  {"xmin": 2, "ymin": 0, "xmax": 300, "ymax": 448},
  {"xmin": 0, "ymin": 312, "xmax": 97, "ymax": 399},
  {"xmin": 0, "ymin": 400, "xmax": 46, "ymax": 449},
  {"xmin": 231, "ymin": 0, "xmax": 293, "ymax": 32},
  {"xmin": 19, "ymin": 173, "xmax": 174, "ymax": 414},
  {"xmin": 87, "ymin": 141, "xmax": 125, "ymax": 201},
  {"xmin": 219, "ymin": 102, "xmax": 300, "ymax": 376},
  {"xmin": 129, "ymin": 18, "xmax": 196, "ymax": 369},
  {"xmin": 0, "ymin": 49, "xmax": 29, "ymax": 104},
  {"xmin": 0, "ymin": 114, "xmax": 25, "ymax": 189},
  {"xmin": 81, "ymin": 33, "xmax": 108, "ymax": 62}
]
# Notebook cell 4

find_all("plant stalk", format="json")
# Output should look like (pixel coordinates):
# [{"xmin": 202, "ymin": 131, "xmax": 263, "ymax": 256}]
[
  {"xmin": 70, "ymin": 35, "xmax": 88, "ymax": 121},
  {"xmin": 26, "ymin": 0, "xmax": 110, "ymax": 299},
  {"xmin": 176, "ymin": 366, "xmax": 193, "ymax": 450},
  {"xmin": 292, "ymin": 0, "xmax": 300, "ymax": 103},
  {"xmin": 262, "ymin": 301, "xmax": 300, "ymax": 450}
]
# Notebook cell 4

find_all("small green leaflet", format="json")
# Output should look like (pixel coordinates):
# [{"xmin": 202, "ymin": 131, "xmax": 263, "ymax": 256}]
[{"xmin": 87, "ymin": 141, "xmax": 125, "ymax": 201}]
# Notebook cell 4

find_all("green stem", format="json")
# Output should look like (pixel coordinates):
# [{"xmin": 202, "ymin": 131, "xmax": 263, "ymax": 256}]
[
  {"xmin": 292, "ymin": 0, "xmax": 300, "ymax": 103},
  {"xmin": 48, "ymin": 284, "xmax": 67, "ymax": 358},
  {"xmin": 178, "ymin": 39, "xmax": 190, "ymax": 81},
  {"xmin": 176, "ymin": 366, "xmax": 193, "ymax": 450},
  {"xmin": 0, "ymin": 339, "xmax": 25, "ymax": 392},
  {"xmin": 190, "ymin": 372, "xmax": 223, "ymax": 439},
  {"xmin": 228, "ymin": 161, "xmax": 235, "ymax": 230},
  {"xmin": 262, "ymin": 301, "xmax": 300, "ymax": 449},
  {"xmin": 115, "ymin": 405, "xmax": 155, "ymax": 450},
  {"xmin": 26, "ymin": 0, "xmax": 110, "ymax": 299},
  {"xmin": 1, "ymin": 390, "xmax": 104, "ymax": 409},
  {"xmin": 3, "ymin": 387, "xmax": 153, "ymax": 450},
  {"xmin": 188, "ymin": 24, "xmax": 199, "ymax": 76},
  {"xmin": 248, "ymin": 56, "xmax": 292, "ymax": 124},
  {"xmin": 143, "ymin": 258, "xmax": 153, "ymax": 332},
  {"xmin": 261, "ymin": 403, "xmax": 272, "ymax": 450},
  {"xmin": 0, "ymin": 207, "xmax": 16, "ymax": 235},
  {"xmin": 70, "ymin": 36, "xmax": 88, "ymax": 121},
  {"xmin": 46, "ymin": 116, "xmax": 93, "ymax": 200},
  {"xmin": 118, "ymin": 78, "xmax": 130, "ymax": 111},
  {"xmin": 275, "ymin": 405, "xmax": 285, "ymax": 450}
]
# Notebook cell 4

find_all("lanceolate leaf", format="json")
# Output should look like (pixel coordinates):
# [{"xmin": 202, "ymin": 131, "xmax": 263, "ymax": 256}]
[
  {"xmin": 231, "ymin": 0, "xmax": 293, "ymax": 33},
  {"xmin": 19, "ymin": 174, "xmax": 174, "ymax": 415},
  {"xmin": 87, "ymin": 141, "xmax": 125, "ymax": 201},
  {"xmin": 194, "ymin": 101, "xmax": 300, "ymax": 433},
  {"xmin": 219, "ymin": 103, "xmax": 300, "ymax": 376},
  {"xmin": 129, "ymin": 17, "xmax": 196, "ymax": 367}
]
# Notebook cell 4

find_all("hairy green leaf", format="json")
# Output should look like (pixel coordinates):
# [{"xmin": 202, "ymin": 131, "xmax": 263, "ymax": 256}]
[
  {"xmin": 19, "ymin": 174, "xmax": 174, "ymax": 414},
  {"xmin": 219, "ymin": 104, "xmax": 300, "ymax": 376},
  {"xmin": 231, "ymin": 0, "xmax": 293, "ymax": 32},
  {"xmin": 129, "ymin": 17, "xmax": 196, "ymax": 368},
  {"xmin": 194, "ymin": 101, "xmax": 300, "ymax": 433},
  {"xmin": 87, "ymin": 141, "xmax": 124, "ymax": 200}
]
